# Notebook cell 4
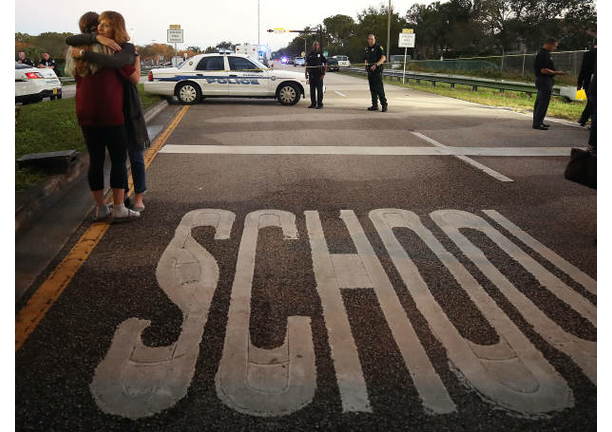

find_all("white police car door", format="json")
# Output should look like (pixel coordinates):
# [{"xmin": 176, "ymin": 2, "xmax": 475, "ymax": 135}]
[
  {"xmin": 227, "ymin": 56, "xmax": 269, "ymax": 97},
  {"xmin": 193, "ymin": 56, "xmax": 229, "ymax": 96}
]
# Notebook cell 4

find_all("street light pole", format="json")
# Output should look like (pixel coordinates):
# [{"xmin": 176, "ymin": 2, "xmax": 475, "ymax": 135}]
[
  {"xmin": 258, "ymin": 0, "xmax": 261, "ymax": 46},
  {"xmin": 386, "ymin": 0, "xmax": 391, "ymax": 63}
]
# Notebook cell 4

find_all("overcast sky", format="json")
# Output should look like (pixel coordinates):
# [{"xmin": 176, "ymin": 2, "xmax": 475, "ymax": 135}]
[{"xmin": 15, "ymin": 0, "xmax": 435, "ymax": 51}]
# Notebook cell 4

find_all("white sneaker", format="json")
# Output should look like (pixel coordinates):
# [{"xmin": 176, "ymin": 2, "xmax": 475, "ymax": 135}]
[{"xmin": 112, "ymin": 208, "xmax": 140, "ymax": 223}]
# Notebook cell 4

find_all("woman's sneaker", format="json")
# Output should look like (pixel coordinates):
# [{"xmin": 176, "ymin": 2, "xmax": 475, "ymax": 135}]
[
  {"xmin": 92, "ymin": 204, "xmax": 112, "ymax": 222},
  {"xmin": 112, "ymin": 208, "xmax": 140, "ymax": 223}
]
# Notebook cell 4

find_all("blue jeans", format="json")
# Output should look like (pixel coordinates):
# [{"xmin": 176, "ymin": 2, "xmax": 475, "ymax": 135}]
[{"xmin": 126, "ymin": 144, "xmax": 147, "ymax": 194}]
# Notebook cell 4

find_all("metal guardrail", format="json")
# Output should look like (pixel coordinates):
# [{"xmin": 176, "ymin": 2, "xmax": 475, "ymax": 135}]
[{"xmin": 344, "ymin": 67, "xmax": 578, "ymax": 101}]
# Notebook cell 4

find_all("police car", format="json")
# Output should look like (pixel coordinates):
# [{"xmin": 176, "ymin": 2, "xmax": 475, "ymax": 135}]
[
  {"xmin": 15, "ymin": 62, "xmax": 62, "ymax": 104},
  {"xmin": 144, "ymin": 53, "xmax": 309, "ymax": 106}
]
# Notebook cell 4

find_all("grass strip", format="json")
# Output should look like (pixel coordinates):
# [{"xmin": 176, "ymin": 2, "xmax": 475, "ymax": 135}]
[
  {"xmin": 340, "ymin": 70, "xmax": 586, "ymax": 122},
  {"xmin": 15, "ymin": 84, "xmax": 161, "ymax": 195}
]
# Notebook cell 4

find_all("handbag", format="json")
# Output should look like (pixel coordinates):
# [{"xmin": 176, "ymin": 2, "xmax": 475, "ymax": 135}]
[{"xmin": 564, "ymin": 148, "xmax": 596, "ymax": 189}]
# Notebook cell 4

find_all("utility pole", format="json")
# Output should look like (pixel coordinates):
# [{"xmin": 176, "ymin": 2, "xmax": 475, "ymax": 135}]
[{"xmin": 386, "ymin": 0, "xmax": 391, "ymax": 63}]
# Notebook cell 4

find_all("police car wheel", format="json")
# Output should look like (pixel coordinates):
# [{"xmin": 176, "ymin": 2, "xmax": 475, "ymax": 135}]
[
  {"xmin": 277, "ymin": 83, "xmax": 300, "ymax": 106},
  {"xmin": 176, "ymin": 82, "xmax": 201, "ymax": 105}
]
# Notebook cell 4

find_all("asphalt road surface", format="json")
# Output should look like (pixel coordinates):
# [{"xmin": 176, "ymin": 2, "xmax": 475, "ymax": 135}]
[{"xmin": 16, "ymin": 70, "xmax": 596, "ymax": 431}]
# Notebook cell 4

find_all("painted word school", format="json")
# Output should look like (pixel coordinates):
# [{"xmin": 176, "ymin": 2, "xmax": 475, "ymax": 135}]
[{"xmin": 90, "ymin": 208, "xmax": 596, "ymax": 420}]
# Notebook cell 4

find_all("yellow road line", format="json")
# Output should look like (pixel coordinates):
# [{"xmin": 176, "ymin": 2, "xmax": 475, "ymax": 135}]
[{"xmin": 15, "ymin": 105, "xmax": 190, "ymax": 351}]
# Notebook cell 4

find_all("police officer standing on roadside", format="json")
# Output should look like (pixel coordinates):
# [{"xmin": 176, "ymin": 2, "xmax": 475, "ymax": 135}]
[
  {"xmin": 532, "ymin": 37, "xmax": 566, "ymax": 130},
  {"xmin": 306, "ymin": 41, "xmax": 327, "ymax": 109},
  {"xmin": 16, "ymin": 51, "xmax": 33, "ymax": 66},
  {"xmin": 37, "ymin": 52, "xmax": 59, "ymax": 76},
  {"xmin": 365, "ymin": 33, "xmax": 387, "ymax": 112}
]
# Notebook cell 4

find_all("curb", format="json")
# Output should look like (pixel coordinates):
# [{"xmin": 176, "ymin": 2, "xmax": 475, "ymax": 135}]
[
  {"xmin": 15, "ymin": 152, "xmax": 89, "ymax": 240},
  {"xmin": 15, "ymin": 98, "xmax": 169, "ymax": 240}
]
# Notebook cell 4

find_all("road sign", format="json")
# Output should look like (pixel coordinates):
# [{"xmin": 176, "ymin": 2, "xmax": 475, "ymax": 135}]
[
  {"xmin": 273, "ymin": 28, "xmax": 285, "ymax": 34},
  {"xmin": 167, "ymin": 29, "xmax": 184, "ymax": 43},
  {"xmin": 169, "ymin": 24, "xmax": 181, "ymax": 29},
  {"xmin": 398, "ymin": 33, "xmax": 415, "ymax": 48},
  {"xmin": 402, "ymin": 28, "xmax": 414, "ymax": 34},
  {"xmin": 301, "ymin": 51, "xmax": 305, "ymax": 57},
  {"xmin": 323, "ymin": 51, "xmax": 329, "ymax": 57}
]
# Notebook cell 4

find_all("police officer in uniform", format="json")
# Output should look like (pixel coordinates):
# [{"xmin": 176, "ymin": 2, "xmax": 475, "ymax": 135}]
[
  {"xmin": 532, "ymin": 37, "xmax": 565, "ymax": 130},
  {"xmin": 37, "ymin": 52, "xmax": 59, "ymax": 76},
  {"xmin": 16, "ymin": 51, "xmax": 33, "ymax": 66},
  {"xmin": 306, "ymin": 41, "xmax": 327, "ymax": 109},
  {"xmin": 365, "ymin": 33, "xmax": 387, "ymax": 112}
]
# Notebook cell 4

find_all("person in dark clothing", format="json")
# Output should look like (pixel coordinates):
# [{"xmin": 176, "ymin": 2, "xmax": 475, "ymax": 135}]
[
  {"xmin": 588, "ymin": 59, "xmax": 596, "ymax": 154},
  {"xmin": 16, "ymin": 51, "xmax": 33, "ymax": 66},
  {"xmin": 532, "ymin": 37, "xmax": 566, "ymax": 130},
  {"xmin": 37, "ymin": 52, "xmax": 58, "ymax": 75},
  {"xmin": 305, "ymin": 41, "xmax": 327, "ymax": 109},
  {"xmin": 577, "ymin": 41, "xmax": 597, "ymax": 127},
  {"xmin": 365, "ymin": 33, "xmax": 387, "ymax": 112}
]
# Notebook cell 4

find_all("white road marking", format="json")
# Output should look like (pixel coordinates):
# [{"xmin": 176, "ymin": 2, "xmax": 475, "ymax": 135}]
[
  {"xmin": 90, "ymin": 209, "xmax": 235, "ymax": 420},
  {"xmin": 430, "ymin": 210, "xmax": 596, "ymax": 384},
  {"xmin": 334, "ymin": 90, "xmax": 347, "ymax": 97},
  {"xmin": 90, "ymin": 207, "xmax": 595, "ymax": 419},
  {"xmin": 339, "ymin": 210, "xmax": 456, "ymax": 414},
  {"xmin": 160, "ymin": 145, "xmax": 571, "ymax": 157},
  {"xmin": 411, "ymin": 132, "xmax": 514, "ymax": 182},
  {"xmin": 216, "ymin": 210, "xmax": 316, "ymax": 416},
  {"xmin": 370, "ymin": 209, "xmax": 571, "ymax": 415},
  {"xmin": 483, "ymin": 210, "xmax": 597, "ymax": 295},
  {"xmin": 305, "ymin": 211, "xmax": 372, "ymax": 413}
]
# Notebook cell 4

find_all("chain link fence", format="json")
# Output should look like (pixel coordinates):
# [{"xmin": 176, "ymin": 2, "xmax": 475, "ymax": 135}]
[{"xmin": 403, "ymin": 50, "xmax": 586, "ymax": 85}]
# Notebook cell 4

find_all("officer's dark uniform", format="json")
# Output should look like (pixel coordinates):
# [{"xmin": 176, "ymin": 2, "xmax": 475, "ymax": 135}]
[
  {"xmin": 17, "ymin": 56, "xmax": 33, "ymax": 66},
  {"xmin": 306, "ymin": 50, "xmax": 327, "ymax": 108},
  {"xmin": 38, "ymin": 57, "xmax": 59, "ymax": 76},
  {"xmin": 577, "ymin": 46, "xmax": 596, "ymax": 126},
  {"xmin": 532, "ymin": 47, "xmax": 556, "ymax": 128},
  {"xmin": 365, "ymin": 43, "xmax": 387, "ymax": 110}
]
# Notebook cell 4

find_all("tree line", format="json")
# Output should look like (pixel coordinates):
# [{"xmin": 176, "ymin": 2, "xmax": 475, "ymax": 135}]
[
  {"xmin": 277, "ymin": 0, "xmax": 596, "ymax": 61},
  {"xmin": 15, "ymin": 31, "xmax": 202, "ymax": 69}
]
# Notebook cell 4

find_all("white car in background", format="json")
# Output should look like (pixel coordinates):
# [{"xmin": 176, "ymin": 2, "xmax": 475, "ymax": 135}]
[
  {"xmin": 145, "ymin": 53, "xmax": 309, "ymax": 106},
  {"xmin": 333, "ymin": 55, "xmax": 351, "ymax": 68},
  {"xmin": 15, "ymin": 62, "xmax": 62, "ymax": 104}
]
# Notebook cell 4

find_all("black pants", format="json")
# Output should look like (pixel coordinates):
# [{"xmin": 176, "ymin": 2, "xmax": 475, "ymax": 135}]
[
  {"xmin": 82, "ymin": 125, "xmax": 128, "ymax": 191},
  {"xmin": 579, "ymin": 88, "xmax": 593, "ymax": 124},
  {"xmin": 368, "ymin": 69, "xmax": 387, "ymax": 107},
  {"xmin": 309, "ymin": 74, "xmax": 324, "ymax": 106},
  {"xmin": 533, "ymin": 76, "xmax": 553, "ymax": 127},
  {"xmin": 589, "ymin": 95, "xmax": 597, "ymax": 150}
]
